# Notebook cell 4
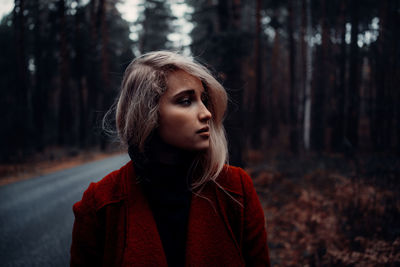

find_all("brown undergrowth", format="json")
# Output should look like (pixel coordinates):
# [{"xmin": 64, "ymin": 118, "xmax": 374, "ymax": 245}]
[
  {"xmin": 247, "ymin": 153, "xmax": 400, "ymax": 266},
  {"xmin": 0, "ymin": 146, "xmax": 124, "ymax": 186}
]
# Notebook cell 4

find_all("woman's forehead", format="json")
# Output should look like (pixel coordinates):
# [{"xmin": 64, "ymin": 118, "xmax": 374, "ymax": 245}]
[{"xmin": 165, "ymin": 70, "xmax": 204, "ymax": 96}]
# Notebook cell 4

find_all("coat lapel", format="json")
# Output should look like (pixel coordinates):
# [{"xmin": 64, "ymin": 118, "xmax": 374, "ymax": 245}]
[
  {"xmin": 185, "ymin": 184, "xmax": 245, "ymax": 267},
  {"xmin": 123, "ymin": 168, "xmax": 168, "ymax": 267}
]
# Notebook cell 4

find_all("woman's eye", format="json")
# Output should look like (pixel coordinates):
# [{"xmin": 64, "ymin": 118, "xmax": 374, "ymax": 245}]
[{"xmin": 178, "ymin": 98, "xmax": 191, "ymax": 106}]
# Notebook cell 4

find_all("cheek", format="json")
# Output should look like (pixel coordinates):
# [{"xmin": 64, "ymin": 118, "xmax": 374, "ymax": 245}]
[{"xmin": 159, "ymin": 108, "xmax": 194, "ymax": 136}]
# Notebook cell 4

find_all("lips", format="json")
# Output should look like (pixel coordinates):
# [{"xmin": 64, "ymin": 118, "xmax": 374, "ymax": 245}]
[{"xmin": 196, "ymin": 126, "xmax": 209, "ymax": 134}]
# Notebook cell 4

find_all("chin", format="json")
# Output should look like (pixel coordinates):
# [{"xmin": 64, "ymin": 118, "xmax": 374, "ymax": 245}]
[
  {"xmin": 194, "ymin": 143, "xmax": 210, "ymax": 151},
  {"xmin": 196, "ymin": 146, "xmax": 209, "ymax": 152}
]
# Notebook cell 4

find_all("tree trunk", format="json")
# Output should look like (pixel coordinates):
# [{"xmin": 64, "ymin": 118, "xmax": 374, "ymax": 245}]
[
  {"xmin": 73, "ymin": 0, "xmax": 88, "ymax": 148},
  {"xmin": 269, "ymin": 31, "xmax": 280, "ymax": 141},
  {"xmin": 13, "ymin": 0, "xmax": 30, "ymax": 155},
  {"xmin": 32, "ymin": 0, "xmax": 46, "ymax": 151},
  {"xmin": 311, "ymin": 0, "xmax": 329, "ymax": 152},
  {"xmin": 393, "ymin": 1, "xmax": 400, "ymax": 155},
  {"xmin": 217, "ymin": 0, "xmax": 229, "ymax": 32},
  {"xmin": 87, "ymin": 0, "xmax": 100, "ymax": 146},
  {"xmin": 331, "ymin": 0, "xmax": 347, "ymax": 152},
  {"xmin": 302, "ymin": 0, "xmax": 313, "ymax": 151},
  {"xmin": 57, "ymin": 0, "xmax": 72, "ymax": 146},
  {"xmin": 374, "ymin": 0, "xmax": 399, "ymax": 153},
  {"xmin": 288, "ymin": 0, "xmax": 298, "ymax": 154},
  {"xmin": 218, "ymin": 0, "xmax": 244, "ymax": 166},
  {"xmin": 251, "ymin": 0, "xmax": 262, "ymax": 148},
  {"xmin": 346, "ymin": 0, "xmax": 360, "ymax": 150},
  {"xmin": 99, "ymin": 0, "xmax": 110, "ymax": 150}
]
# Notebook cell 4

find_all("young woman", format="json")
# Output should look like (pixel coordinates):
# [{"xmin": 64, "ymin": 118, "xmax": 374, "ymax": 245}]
[{"xmin": 70, "ymin": 51, "xmax": 270, "ymax": 267}]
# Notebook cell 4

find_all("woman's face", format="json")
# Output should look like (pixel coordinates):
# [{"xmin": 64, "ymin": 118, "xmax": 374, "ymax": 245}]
[{"xmin": 158, "ymin": 70, "xmax": 212, "ymax": 151}]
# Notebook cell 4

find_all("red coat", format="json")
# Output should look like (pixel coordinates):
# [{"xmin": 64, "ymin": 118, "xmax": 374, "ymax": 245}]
[{"xmin": 70, "ymin": 161, "xmax": 270, "ymax": 267}]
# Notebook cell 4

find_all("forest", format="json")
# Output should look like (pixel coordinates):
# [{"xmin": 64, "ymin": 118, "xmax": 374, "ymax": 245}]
[{"xmin": 0, "ymin": 0, "xmax": 399, "ymax": 265}]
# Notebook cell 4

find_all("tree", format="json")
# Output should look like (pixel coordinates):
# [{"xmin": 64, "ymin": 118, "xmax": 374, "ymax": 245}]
[
  {"xmin": 251, "ymin": 0, "xmax": 262, "ymax": 148},
  {"xmin": 137, "ymin": 0, "xmax": 173, "ymax": 53},
  {"xmin": 346, "ymin": 0, "xmax": 361, "ymax": 150},
  {"xmin": 301, "ymin": 0, "xmax": 313, "ymax": 151},
  {"xmin": 0, "ymin": 0, "xmax": 134, "ymax": 161},
  {"xmin": 0, "ymin": 14, "xmax": 19, "ymax": 161},
  {"xmin": 330, "ymin": 0, "xmax": 347, "ymax": 153},
  {"xmin": 287, "ymin": 0, "xmax": 299, "ymax": 154},
  {"xmin": 311, "ymin": 0, "xmax": 331, "ymax": 152},
  {"xmin": 57, "ymin": 0, "xmax": 73, "ymax": 145}
]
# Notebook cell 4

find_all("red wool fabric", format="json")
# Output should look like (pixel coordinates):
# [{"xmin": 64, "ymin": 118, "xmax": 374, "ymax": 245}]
[{"xmin": 70, "ymin": 161, "xmax": 270, "ymax": 267}]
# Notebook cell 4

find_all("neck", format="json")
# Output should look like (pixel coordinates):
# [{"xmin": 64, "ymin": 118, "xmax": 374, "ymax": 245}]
[
  {"xmin": 129, "ymin": 133, "xmax": 199, "ymax": 186},
  {"xmin": 128, "ymin": 133, "xmax": 197, "ymax": 168},
  {"xmin": 147, "ymin": 134, "xmax": 195, "ymax": 165}
]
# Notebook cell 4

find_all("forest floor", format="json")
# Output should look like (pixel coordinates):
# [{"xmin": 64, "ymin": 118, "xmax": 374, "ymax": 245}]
[
  {"xmin": 245, "ymin": 151, "xmax": 400, "ymax": 266},
  {"xmin": 0, "ymin": 146, "xmax": 124, "ymax": 186}
]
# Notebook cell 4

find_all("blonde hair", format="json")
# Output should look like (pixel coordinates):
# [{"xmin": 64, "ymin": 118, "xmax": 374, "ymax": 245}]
[{"xmin": 115, "ymin": 51, "xmax": 228, "ymax": 190}]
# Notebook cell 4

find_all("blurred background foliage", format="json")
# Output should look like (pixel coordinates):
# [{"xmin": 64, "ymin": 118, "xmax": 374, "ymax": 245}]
[{"xmin": 0, "ymin": 0, "xmax": 399, "ymax": 164}]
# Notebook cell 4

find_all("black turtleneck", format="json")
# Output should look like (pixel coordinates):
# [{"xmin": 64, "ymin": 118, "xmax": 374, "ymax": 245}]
[{"xmin": 128, "ymin": 134, "xmax": 195, "ymax": 267}]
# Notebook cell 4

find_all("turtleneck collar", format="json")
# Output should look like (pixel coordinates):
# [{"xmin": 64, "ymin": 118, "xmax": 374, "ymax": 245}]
[{"xmin": 128, "ymin": 133, "xmax": 197, "ymax": 188}]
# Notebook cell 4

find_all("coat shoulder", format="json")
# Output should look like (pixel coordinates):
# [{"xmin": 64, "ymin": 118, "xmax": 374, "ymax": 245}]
[
  {"xmin": 216, "ymin": 165, "xmax": 253, "ymax": 197},
  {"xmin": 73, "ymin": 161, "xmax": 133, "ymax": 214}
]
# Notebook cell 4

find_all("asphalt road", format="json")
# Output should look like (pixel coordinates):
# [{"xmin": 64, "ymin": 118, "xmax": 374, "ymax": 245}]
[{"xmin": 0, "ymin": 154, "xmax": 130, "ymax": 267}]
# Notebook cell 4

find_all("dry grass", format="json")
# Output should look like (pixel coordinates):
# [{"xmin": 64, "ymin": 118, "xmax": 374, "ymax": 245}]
[
  {"xmin": 247, "ymin": 152, "xmax": 400, "ymax": 266},
  {"xmin": 0, "ymin": 147, "xmax": 124, "ymax": 186}
]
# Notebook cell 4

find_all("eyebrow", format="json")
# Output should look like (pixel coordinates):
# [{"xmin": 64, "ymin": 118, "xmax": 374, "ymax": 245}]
[{"xmin": 174, "ymin": 89, "xmax": 195, "ymax": 97}]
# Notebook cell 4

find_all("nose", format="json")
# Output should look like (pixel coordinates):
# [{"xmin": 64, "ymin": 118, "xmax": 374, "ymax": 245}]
[{"xmin": 199, "ymin": 103, "xmax": 212, "ymax": 122}]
